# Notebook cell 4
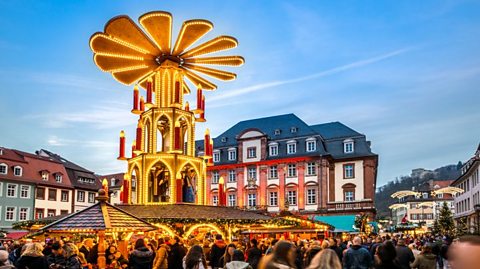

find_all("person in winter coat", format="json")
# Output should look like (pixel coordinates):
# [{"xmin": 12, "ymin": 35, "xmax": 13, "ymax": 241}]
[
  {"xmin": 219, "ymin": 243, "xmax": 236, "ymax": 267},
  {"xmin": 210, "ymin": 235, "xmax": 227, "ymax": 269},
  {"xmin": 47, "ymin": 241, "xmax": 67, "ymax": 268},
  {"xmin": 342, "ymin": 237, "xmax": 372, "ymax": 269},
  {"xmin": 264, "ymin": 240, "xmax": 296, "ymax": 269},
  {"xmin": 374, "ymin": 241, "xmax": 401, "ymax": 269},
  {"xmin": 183, "ymin": 245, "xmax": 207, "ymax": 269},
  {"xmin": 306, "ymin": 249, "xmax": 342, "ymax": 269},
  {"xmin": 15, "ymin": 243, "xmax": 49, "ymax": 269},
  {"xmin": 129, "ymin": 238, "xmax": 155, "ymax": 269},
  {"xmin": 225, "ymin": 250, "xmax": 252, "ymax": 269},
  {"xmin": 304, "ymin": 241, "xmax": 322, "ymax": 267},
  {"xmin": 168, "ymin": 237, "xmax": 187, "ymax": 269},
  {"xmin": 246, "ymin": 239, "xmax": 262, "ymax": 269},
  {"xmin": 395, "ymin": 239, "xmax": 415, "ymax": 269},
  {"xmin": 153, "ymin": 238, "xmax": 169, "ymax": 269},
  {"xmin": 410, "ymin": 245, "xmax": 436, "ymax": 269},
  {"xmin": 0, "ymin": 250, "xmax": 15, "ymax": 269},
  {"xmin": 65, "ymin": 243, "xmax": 82, "ymax": 269}
]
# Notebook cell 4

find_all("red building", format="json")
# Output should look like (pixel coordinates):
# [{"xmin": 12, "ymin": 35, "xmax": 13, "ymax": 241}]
[{"xmin": 196, "ymin": 114, "xmax": 378, "ymax": 218}]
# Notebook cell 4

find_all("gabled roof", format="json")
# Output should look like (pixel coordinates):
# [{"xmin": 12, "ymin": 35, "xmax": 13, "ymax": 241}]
[
  {"xmin": 310, "ymin": 122, "xmax": 362, "ymax": 140},
  {"xmin": 117, "ymin": 204, "xmax": 271, "ymax": 221},
  {"xmin": 42, "ymin": 201, "xmax": 156, "ymax": 233},
  {"xmin": 37, "ymin": 149, "xmax": 93, "ymax": 173}
]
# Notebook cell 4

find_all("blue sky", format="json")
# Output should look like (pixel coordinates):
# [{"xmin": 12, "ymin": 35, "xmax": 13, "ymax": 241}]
[{"xmin": 1, "ymin": 0, "xmax": 479, "ymax": 187}]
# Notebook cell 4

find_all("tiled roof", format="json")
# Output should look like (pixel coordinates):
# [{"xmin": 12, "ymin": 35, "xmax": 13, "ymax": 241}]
[
  {"xmin": 42, "ymin": 202, "xmax": 156, "ymax": 232},
  {"xmin": 99, "ymin": 172, "xmax": 126, "ymax": 188},
  {"xmin": 117, "ymin": 204, "xmax": 272, "ymax": 220},
  {"xmin": 310, "ymin": 122, "xmax": 361, "ymax": 140}
]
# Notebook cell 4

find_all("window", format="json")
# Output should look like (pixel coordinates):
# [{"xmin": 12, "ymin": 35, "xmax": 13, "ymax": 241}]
[
  {"xmin": 55, "ymin": 174, "xmax": 62, "ymax": 183},
  {"xmin": 248, "ymin": 167, "xmax": 257, "ymax": 180},
  {"xmin": 228, "ymin": 149, "xmax": 236, "ymax": 161},
  {"xmin": 48, "ymin": 189, "xmax": 57, "ymax": 201},
  {"xmin": 307, "ymin": 189, "xmax": 317, "ymax": 204},
  {"xmin": 111, "ymin": 178, "xmax": 116, "ymax": 187},
  {"xmin": 306, "ymin": 162, "xmax": 316, "ymax": 176},
  {"xmin": 287, "ymin": 190, "xmax": 297, "ymax": 205},
  {"xmin": 269, "ymin": 192, "xmax": 278, "ymax": 206},
  {"xmin": 7, "ymin": 184, "xmax": 17, "ymax": 197},
  {"xmin": 41, "ymin": 171, "xmax": 49, "ymax": 181},
  {"xmin": 5, "ymin": 207, "xmax": 15, "ymax": 221},
  {"xmin": 306, "ymin": 140, "xmax": 316, "ymax": 152},
  {"xmin": 269, "ymin": 144, "xmax": 278, "ymax": 156},
  {"xmin": 345, "ymin": 191, "xmax": 354, "ymax": 201},
  {"xmin": 269, "ymin": 166, "xmax": 278, "ymax": 179},
  {"xmin": 287, "ymin": 164, "xmax": 297, "ymax": 177},
  {"xmin": 20, "ymin": 185, "xmax": 30, "ymax": 198},
  {"xmin": 247, "ymin": 147, "xmax": 257, "ymax": 158},
  {"xmin": 247, "ymin": 193, "xmax": 256, "ymax": 207},
  {"xmin": 228, "ymin": 170, "xmax": 236, "ymax": 182},
  {"xmin": 60, "ymin": 210, "xmax": 68, "ymax": 215},
  {"xmin": 437, "ymin": 193, "xmax": 443, "ymax": 198},
  {"xmin": 274, "ymin": 129, "xmax": 281, "ymax": 136},
  {"xmin": 287, "ymin": 142, "xmax": 297, "ymax": 154},
  {"xmin": 77, "ymin": 191, "xmax": 85, "ymax": 202},
  {"xmin": 13, "ymin": 166, "xmax": 22, "ymax": 176},
  {"xmin": 0, "ymin": 164, "xmax": 7, "ymax": 174},
  {"xmin": 422, "ymin": 192, "xmax": 428, "ymax": 199},
  {"xmin": 213, "ymin": 152, "xmax": 220, "ymax": 163},
  {"xmin": 36, "ymin": 187, "xmax": 45, "ymax": 200},
  {"xmin": 343, "ymin": 164, "xmax": 354, "ymax": 179},
  {"xmin": 35, "ymin": 208, "xmax": 44, "ymax": 219},
  {"xmin": 19, "ymin": 208, "xmax": 29, "ymax": 221},
  {"xmin": 290, "ymin": 127, "xmax": 297, "ymax": 133},
  {"xmin": 410, "ymin": 202, "xmax": 418, "ymax": 209},
  {"xmin": 88, "ymin": 192, "xmax": 95, "ymax": 203},
  {"xmin": 47, "ymin": 209, "xmax": 55, "ymax": 217},
  {"xmin": 221, "ymin": 137, "xmax": 227, "ymax": 143},
  {"xmin": 61, "ymin": 190, "xmax": 69, "ymax": 202},
  {"xmin": 344, "ymin": 140, "xmax": 354, "ymax": 153},
  {"xmin": 211, "ymin": 171, "xmax": 219, "ymax": 184},
  {"xmin": 212, "ymin": 195, "xmax": 218, "ymax": 206},
  {"xmin": 228, "ymin": 194, "xmax": 236, "ymax": 207}
]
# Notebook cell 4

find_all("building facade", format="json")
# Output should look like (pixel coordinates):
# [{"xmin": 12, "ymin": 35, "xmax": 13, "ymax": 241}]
[
  {"xmin": 451, "ymin": 144, "xmax": 480, "ymax": 233},
  {"xmin": 36, "ymin": 149, "xmax": 101, "ymax": 212},
  {"xmin": 100, "ymin": 173, "xmax": 137, "ymax": 205},
  {"xmin": 391, "ymin": 180, "xmax": 455, "ymax": 228},
  {"xmin": 196, "ymin": 114, "xmax": 378, "ymax": 217},
  {"xmin": 0, "ymin": 148, "xmax": 35, "ymax": 230}
]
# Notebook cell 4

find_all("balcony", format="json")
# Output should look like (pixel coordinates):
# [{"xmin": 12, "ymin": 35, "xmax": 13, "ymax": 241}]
[{"xmin": 327, "ymin": 200, "xmax": 374, "ymax": 212}]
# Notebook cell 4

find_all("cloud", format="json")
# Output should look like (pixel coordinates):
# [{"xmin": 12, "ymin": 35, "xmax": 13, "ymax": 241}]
[
  {"xmin": 28, "ymin": 72, "xmax": 121, "ymax": 93},
  {"xmin": 28, "ymin": 102, "xmax": 136, "ymax": 129},
  {"xmin": 209, "ymin": 47, "xmax": 412, "ymax": 102},
  {"xmin": 47, "ymin": 135, "xmax": 116, "ymax": 148}
]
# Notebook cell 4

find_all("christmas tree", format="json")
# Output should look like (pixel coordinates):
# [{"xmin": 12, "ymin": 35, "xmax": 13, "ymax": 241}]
[
  {"xmin": 456, "ymin": 217, "xmax": 469, "ymax": 236},
  {"xmin": 437, "ymin": 201, "xmax": 455, "ymax": 235}
]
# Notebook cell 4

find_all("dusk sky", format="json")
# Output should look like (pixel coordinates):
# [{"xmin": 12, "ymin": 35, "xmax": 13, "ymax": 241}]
[{"xmin": 1, "ymin": 0, "xmax": 479, "ymax": 187}]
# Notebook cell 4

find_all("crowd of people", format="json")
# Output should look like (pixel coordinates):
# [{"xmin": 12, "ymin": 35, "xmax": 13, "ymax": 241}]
[{"xmin": 0, "ymin": 233, "xmax": 479, "ymax": 269}]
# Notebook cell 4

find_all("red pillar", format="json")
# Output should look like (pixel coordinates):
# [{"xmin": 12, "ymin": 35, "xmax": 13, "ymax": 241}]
[
  {"xmin": 298, "ymin": 162, "xmax": 305, "ymax": 209},
  {"xmin": 136, "ymin": 125, "xmax": 142, "ymax": 152},
  {"xmin": 176, "ymin": 179, "xmax": 183, "ymax": 203},
  {"xmin": 146, "ymin": 78, "xmax": 153, "ymax": 105},
  {"xmin": 132, "ymin": 86, "xmax": 139, "ymax": 113},
  {"xmin": 118, "ymin": 131, "xmax": 126, "ymax": 160}
]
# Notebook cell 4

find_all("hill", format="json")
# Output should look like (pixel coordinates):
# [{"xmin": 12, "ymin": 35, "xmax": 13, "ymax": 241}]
[{"xmin": 375, "ymin": 163, "xmax": 462, "ymax": 218}]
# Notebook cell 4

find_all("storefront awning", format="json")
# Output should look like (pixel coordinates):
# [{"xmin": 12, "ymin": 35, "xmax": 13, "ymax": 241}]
[
  {"xmin": 313, "ymin": 215, "xmax": 357, "ymax": 232},
  {"xmin": 5, "ymin": 231, "xmax": 28, "ymax": 240}
]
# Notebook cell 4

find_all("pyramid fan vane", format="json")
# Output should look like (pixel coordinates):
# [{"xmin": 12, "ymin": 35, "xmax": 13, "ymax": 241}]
[{"xmin": 89, "ymin": 11, "xmax": 244, "ymax": 88}]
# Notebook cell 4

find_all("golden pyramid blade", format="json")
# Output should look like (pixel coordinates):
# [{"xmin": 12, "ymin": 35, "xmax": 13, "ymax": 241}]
[
  {"xmin": 182, "ymin": 81, "xmax": 191, "ymax": 94},
  {"xmin": 172, "ymin": 19, "xmax": 213, "ymax": 56},
  {"xmin": 182, "ymin": 68, "xmax": 217, "ymax": 90},
  {"xmin": 180, "ymin": 36, "xmax": 238, "ymax": 58},
  {"xmin": 90, "ymin": 33, "xmax": 148, "ymax": 58},
  {"xmin": 183, "ymin": 64, "xmax": 236, "ymax": 81},
  {"xmin": 112, "ymin": 66, "xmax": 153, "ymax": 85},
  {"xmin": 184, "ymin": 56, "xmax": 244, "ymax": 66},
  {"xmin": 104, "ymin": 15, "xmax": 160, "ymax": 55},
  {"xmin": 94, "ymin": 54, "xmax": 154, "ymax": 72},
  {"xmin": 139, "ymin": 11, "xmax": 173, "ymax": 53}
]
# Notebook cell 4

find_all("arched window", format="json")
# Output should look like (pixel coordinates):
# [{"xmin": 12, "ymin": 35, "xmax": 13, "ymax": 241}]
[
  {"xmin": 0, "ymin": 163, "xmax": 8, "ymax": 175},
  {"xmin": 343, "ymin": 138, "xmax": 354, "ymax": 153},
  {"xmin": 342, "ymin": 183, "xmax": 356, "ymax": 202},
  {"xmin": 13, "ymin": 166, "xmax": 22, "ymax": 176}
]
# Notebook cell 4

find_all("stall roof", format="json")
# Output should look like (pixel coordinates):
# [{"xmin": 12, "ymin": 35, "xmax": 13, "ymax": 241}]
[{"xmin": 313, "ymin": 215, "xmax": 357, "ymax": 232}]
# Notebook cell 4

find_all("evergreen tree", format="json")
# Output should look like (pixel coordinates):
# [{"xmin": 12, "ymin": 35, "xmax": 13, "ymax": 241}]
[
  {"xmin": 456, "ymin": 217, "xmax": 469, "ymax": 236},
  {"xmin": 432, "ymin": 218, "xmax": 440, "ymax": 234},
  {"xmin": 437, "ymin": 201, "xmax": 455, "ymax": 235}
]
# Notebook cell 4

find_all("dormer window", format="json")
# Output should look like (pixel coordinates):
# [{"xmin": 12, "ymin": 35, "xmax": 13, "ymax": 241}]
[
  {"xmin": 290, "ymin": 127, "xmax": 297, "ymax": 133},
  {"xmin": 247, "ymin": 147, "xmax": 257, "ymax": 159},
  {"xmin": 0, "ymin": 163, "xmax": 7, "ymax": 175},
  {"xmin": 213, "ymin": 151, "xmax": 220, "ymax": 163},
  {"xmin": 228, "ymin": 148, "xmax": 237, "ymax": 161},
  {"xmin": 13, "ymin": 166, "xmax": 22, "ymax": 177},
  {"xmin": 111, "ymin": 178, "xmax": 116, "ymax": 187},
  {"xmin": 41, "ymin": 171, "xmax": 49, "ymax": 181},
  {"xmin": 55, "ymin": 174, "xmax": 63, "ymax": 183},
  {"xmin": 221, "ymin": 137, "xmax": 227, "ymax": 143},
  {"xmin": 343, "ymin": 139, "xmax": 354, "ymax": 153},
  {"xmin": 274, "ymin": 129, "xmax": 281, "ymax": 136},
  {"xmin": 287, "ymin": 140, "xmax": 297, "ymax": 154},
  {"xmin": 306, "ymin": 138, "xmax": 316, "ymax": 152},
  {"xmin": 269, "ymin": 143, "xmax": 279, "ymax": 156}
]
